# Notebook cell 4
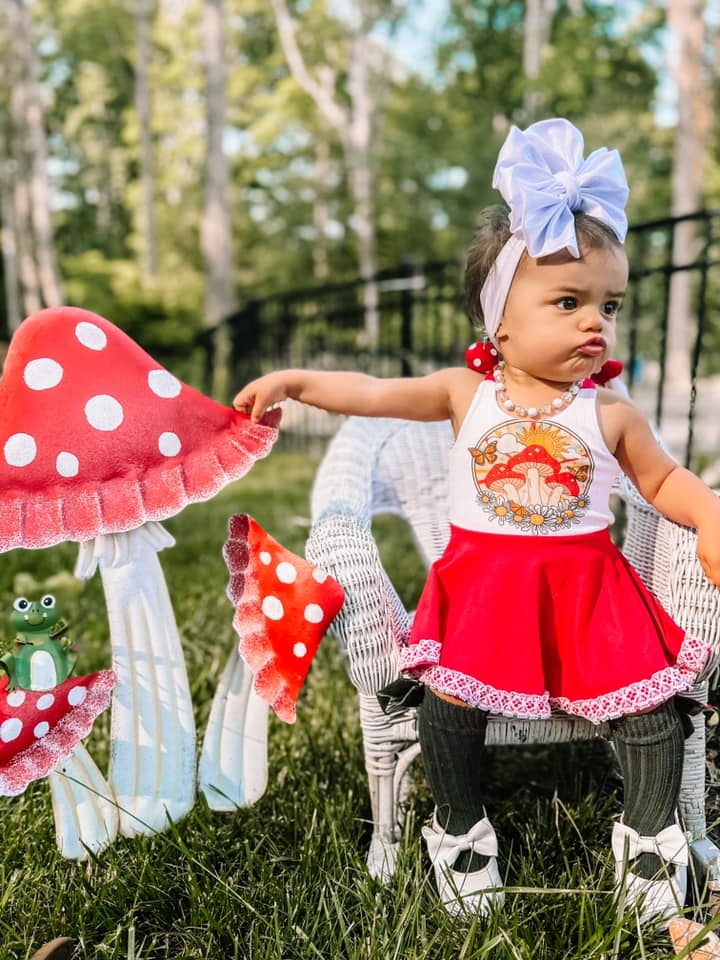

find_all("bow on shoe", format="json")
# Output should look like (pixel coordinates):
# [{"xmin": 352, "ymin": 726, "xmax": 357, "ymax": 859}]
[
  {"xmin": 612, "ymin": 822, "xmax": 689, "ymax": 867},
  {"xmin": 492, "ymin": 118, "xmax": 629, "ymax": 258},
  {"xmin": 422, "ymin": 815, "xmax": 498, "ymax": 870}
]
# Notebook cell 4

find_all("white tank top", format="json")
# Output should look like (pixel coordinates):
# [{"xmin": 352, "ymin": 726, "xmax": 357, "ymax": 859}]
[{"xmin": 448, "ymin": 378, "xmax": 620, "ymax": 535}]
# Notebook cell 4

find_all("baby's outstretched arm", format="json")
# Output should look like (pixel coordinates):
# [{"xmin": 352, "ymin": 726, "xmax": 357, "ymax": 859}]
[
  {"xmin": 612, "ymin": 398, "xmax": 720, "ymax": 587},
  {"xmin": 234, "ymin": 368, "xmax": 466, "ymax": 425}
]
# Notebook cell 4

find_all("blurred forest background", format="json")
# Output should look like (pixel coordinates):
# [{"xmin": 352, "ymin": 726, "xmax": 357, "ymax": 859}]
[{"xmin": 1, "ymin": 0, "xmax": 718, "ymax": 394}]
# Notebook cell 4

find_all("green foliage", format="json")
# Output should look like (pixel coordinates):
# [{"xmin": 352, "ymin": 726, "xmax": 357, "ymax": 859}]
[{"xmin": 2, "ymin": 0, "xmax": 718, "ymax": 342}]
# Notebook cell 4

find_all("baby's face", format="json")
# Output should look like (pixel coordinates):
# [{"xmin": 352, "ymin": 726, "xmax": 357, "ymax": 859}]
[{"xmin": 497, "ymin": 244, "xmax": 629, "ymax": 384}]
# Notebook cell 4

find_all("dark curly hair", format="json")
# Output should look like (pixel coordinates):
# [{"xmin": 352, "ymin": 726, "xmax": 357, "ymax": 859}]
[{"xmin": 464, "ymin": 204, "xmax": 624, "ymax": 331}]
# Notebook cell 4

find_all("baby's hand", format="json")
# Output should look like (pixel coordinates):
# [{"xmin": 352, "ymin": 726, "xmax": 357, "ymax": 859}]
[
  {"xmin": 233, "ymin": 373, "xmax": 290, "ymax": 422},
  {"xmin": 695, "ymin": 522, "xmax": 720, "ymax": 589}
]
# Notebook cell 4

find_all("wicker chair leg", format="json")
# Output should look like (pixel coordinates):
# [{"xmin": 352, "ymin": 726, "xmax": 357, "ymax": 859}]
[
  {"xmin": 677, "ymin": 682, "xmax": 720, "ymax": 900},
  {"xmin": 359, "ymin": 693, "xmax": 419, "ymax": 882}
]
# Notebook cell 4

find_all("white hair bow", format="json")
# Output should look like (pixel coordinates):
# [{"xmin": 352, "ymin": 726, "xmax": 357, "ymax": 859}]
[{"xmin": 480, "ymin": 118, "xmax": 629, "ymax": 346}]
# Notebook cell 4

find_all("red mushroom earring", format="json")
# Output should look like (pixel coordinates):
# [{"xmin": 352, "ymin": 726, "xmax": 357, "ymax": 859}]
[
  {"xmin": 0, "ymin": 594, "xmax": 117, "ymax": 859},
  {"xmin": 198, "ymin": 515, "xmax": 344, "ymax": 808},
  {"xmin": 0, "ymin": 307, "xmax": 281, "ymax": 838}
]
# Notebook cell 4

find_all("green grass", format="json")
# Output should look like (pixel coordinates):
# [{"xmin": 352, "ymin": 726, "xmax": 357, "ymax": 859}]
[{"xmin": 0, "ymin": 453, "xmax": 713, "ymax": 958}]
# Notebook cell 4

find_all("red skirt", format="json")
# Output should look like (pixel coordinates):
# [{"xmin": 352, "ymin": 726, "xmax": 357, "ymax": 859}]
[{"xmin": 399, "ymin": 526, "xmax": 709, "ymax": 723}]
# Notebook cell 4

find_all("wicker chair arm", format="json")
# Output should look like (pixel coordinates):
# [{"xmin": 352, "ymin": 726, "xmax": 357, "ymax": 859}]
[
  {"xmin": 305, "ymin": 513, "xmax": 411, "ymax": 696},
  {"xmin": 616, "ymin": 474, "xmax": 720, "ymax": 682}
]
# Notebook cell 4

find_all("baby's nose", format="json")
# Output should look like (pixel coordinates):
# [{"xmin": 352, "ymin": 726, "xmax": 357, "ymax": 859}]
[{"xmin": 579, "ymin": 307, "xmax": 604, "ymax": 329}]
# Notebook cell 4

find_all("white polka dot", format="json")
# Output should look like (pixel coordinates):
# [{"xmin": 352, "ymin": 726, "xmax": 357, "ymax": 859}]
[
  {"xmin": 37, "ymin": 693, "xmax": 55, "ymax": 710},
  {"xmin": 276, "ymin": 561, "xmax": 297, "ymax": 584},
  {"xmin": 259, "ymin": 552, "xmax": 272, "ymax": 565},
  {"xmin": 0, "ymin": 718, "xmax": 22, "ymax": 742},
  {"xmin": 293, "ymin": 642, "xmax": 307, "ymax": 658},
  {"xmin": 304, "ymin": 603, "xmax": 324, "ymax": 624},
  {"xmin": 33, "ymin": 721, "xmax": 50, "ymax": 738},
  {"xmin": 24, "ymin": 358, "xmax": 64, "ymax": 390},
  {"xmin": 6, "ymin": 691, "xmax": 25, "ymax": 708},
  {"xmin": 469, "ymin": 342, "xmax": 477, "ymax": 349},
  {"xmin": 85, "ymin": 395, "xmax": 123, "ymax": 431},
  {"xmin": 473, "ymin": 359, "xmax": 481, "ymax": 368},
  {"xmin": 312, "ymin": 569, "xmax": 328, "ymax": 584},
  {"xmin": 148, "ymin": 369, "xmax": 181, "ymax": 398},
  {"xmin": 4, "ymin": 433, "xmax": 36, "ymax": 467},
  {"xmin": 56, "ymin": 452, "xmax": 79, "ymax": 478},
  {"xmin": 261, "ymin": 595, "xmax": 284, "ymax": 621},
  {"xmin": 158, "ymin": 431, "xmax": 181, "ymax": 457},
  {"xmin": 67, "ymin": 686, "xmax": 87, "ymax": 706},
  {"xmin": 75, "ymin": 321, "xmax": 107, "ymax": 351}
]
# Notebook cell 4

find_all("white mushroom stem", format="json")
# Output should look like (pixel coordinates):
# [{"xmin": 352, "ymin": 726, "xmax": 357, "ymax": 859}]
[
  {"xmin": 47, "ymin": 742, "xmax": 119, "ymax": 860},
  {"xmin": 547, "ymin": 486, "xmax": 567, "ymax": 508},
  {"xmin": 524, "ymin": 468, "xmax": 546, "ymax": 505},
  {"xmin": 75, "ymin": 522, "xmax": 196, "ymax": 837},
  {"xmin": 503, "ymin": 483, "xmax": 521, "ymax": 503},
  {"xmin": 198, "ymin": 646, "xmax": 268, "ymax": 810}
]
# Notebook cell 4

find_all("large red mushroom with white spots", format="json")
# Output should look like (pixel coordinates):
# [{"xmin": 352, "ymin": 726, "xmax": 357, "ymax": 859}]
[
  {"xmin": 0, "ymin": 307, "xmax": 280, "ymax": 836},
  {"xmin": 199, "ymin": 515, "xmax": 344, "ymax": 808}
]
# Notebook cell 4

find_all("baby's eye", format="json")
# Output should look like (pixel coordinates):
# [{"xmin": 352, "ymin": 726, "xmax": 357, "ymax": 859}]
[
  {"xmin": 602, "ymin": 300, "xmax": 622, "ymax": 318},
  {"xmin": 557, "ymin": 297, "xmax": 577, "ymax": 310}
]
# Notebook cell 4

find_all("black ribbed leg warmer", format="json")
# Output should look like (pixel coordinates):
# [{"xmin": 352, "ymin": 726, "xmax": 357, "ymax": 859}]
[
  {"xmin": 418, "ymin": 688, "xmax": 489, "ymax": 871},
  {"xmin": 611, "ymin": 698, "xmax": 685, "ymax": 879}
]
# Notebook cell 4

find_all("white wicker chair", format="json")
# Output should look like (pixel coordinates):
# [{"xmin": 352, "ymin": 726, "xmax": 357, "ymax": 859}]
[{"xmin": 305, "ymin": 415, "xmax": 720, "ymax": 884}]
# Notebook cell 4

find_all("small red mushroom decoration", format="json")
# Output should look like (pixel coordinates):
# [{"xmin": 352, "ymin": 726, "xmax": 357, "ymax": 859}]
[
  {"xmin": 224, "ymin": 514, "xmax": 345, "ymax": 723},
  {"xmin": 0, "ymin": 306, "xmax": 281, "ymax": 836},
  {"xmin": 591, "ymin": 359, "xmax": 624, "ymax": 386},
  {"xmin": 199, "ymin": 515, "xmax": 344, "ymax": 809},
  {"xmin": 465, "ymin": 341, "xmax": 500, "ymax": 375},
  {"xmin": 0, "ymin": 671, "xmax": 114, "ymax": 796}
]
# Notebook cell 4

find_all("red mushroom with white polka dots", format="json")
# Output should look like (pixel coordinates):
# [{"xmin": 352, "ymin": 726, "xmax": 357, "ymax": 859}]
[
  {"xmin": 224, "ymin": 514, "xmax": 345, "ymax": 721},
  {"xmin": 0, "ymin": 306, "xmax": 281, "ymax": 836},
  {"xmin": 0, "ymin": 670, "xmax": 118, "ymax": 859},
  {"xmin": 198, "ymin": 515, "xmax": 344, "ymax": 808}
]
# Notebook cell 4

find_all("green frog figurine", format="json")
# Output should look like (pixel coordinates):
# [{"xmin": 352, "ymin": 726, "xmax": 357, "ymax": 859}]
[{"xmin": 1, "ymin": 595, "xmax": 77, "ymax": 691}]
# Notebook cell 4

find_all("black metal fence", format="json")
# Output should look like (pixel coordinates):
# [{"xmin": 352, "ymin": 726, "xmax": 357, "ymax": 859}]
[{"xmin": 203, "ymin": 210, "xmax": 720, "ymax": 467}]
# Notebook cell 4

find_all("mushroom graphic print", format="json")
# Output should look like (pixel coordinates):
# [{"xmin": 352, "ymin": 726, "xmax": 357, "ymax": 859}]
[
  {"xmin": 0, "ymin": 307, "xmax": 281, "ymax": 837},
  {"xmin": 470, "ymin": 421, "xmax": 593, "ymax": 533}
]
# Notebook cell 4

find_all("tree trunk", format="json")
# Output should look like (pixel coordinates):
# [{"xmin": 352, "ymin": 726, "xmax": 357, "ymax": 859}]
[
  {"xmin": 312, "ymin": 137, "xmax": 330, "ymax": 282},
  {"xmin": 522, "ymin": 0, "xmax": 558, "ymax": 123},
  {"xmin": 0, "ymin": 137, "xmax": 22, "ymax": 333},
  {"xmin": 345, "ymin": 25, "xmax": 378, "ymax": 347},
  {"xmin": 269, "ymin": 0, "xmax": 380, "ymax": 346},
  {"xmin": 201, "ymin": 0, "xmax": 236, "ymax": 398},
  {"xmin": 134, "ymin": 0, "xmax": 158, "ymax": 283},
  {"xmin": 666, "ymin": 0, "xmax": 710, "ymax": 389},
  {"xmin": 2, "ymin": 0, "xmax": 63, "ymax": 330}
]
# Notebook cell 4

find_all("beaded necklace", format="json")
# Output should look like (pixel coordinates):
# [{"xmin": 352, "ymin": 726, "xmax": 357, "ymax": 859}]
[{"xmin": 494, "ymin": 360, "xmax": 583, "ymax": 418}]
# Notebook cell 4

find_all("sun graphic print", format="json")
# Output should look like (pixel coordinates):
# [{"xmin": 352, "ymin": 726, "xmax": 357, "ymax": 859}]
[{"xmin": 468, "ymin": 420, "xmax": 594, "ymax": 534}]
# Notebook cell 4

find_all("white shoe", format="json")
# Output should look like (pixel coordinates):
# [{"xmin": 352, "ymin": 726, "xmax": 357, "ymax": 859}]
[
  {"xmin": 611, "ymin": 820, "xmax": 688, "ymax": 923},
  {"xmin": 422, "ymin": 811, "xmax": 504, "ymax": 917}
]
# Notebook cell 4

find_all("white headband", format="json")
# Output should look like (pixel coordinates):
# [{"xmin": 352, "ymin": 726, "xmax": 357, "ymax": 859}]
[{"xmin": 479, "ymin": 118, "xmax": 629, "ymax": 348}]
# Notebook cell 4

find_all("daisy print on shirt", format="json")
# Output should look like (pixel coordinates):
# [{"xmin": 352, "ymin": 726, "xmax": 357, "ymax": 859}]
[{"xmin": 469, "ymin": 420, "xmax": 594, "ymax": 534}]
